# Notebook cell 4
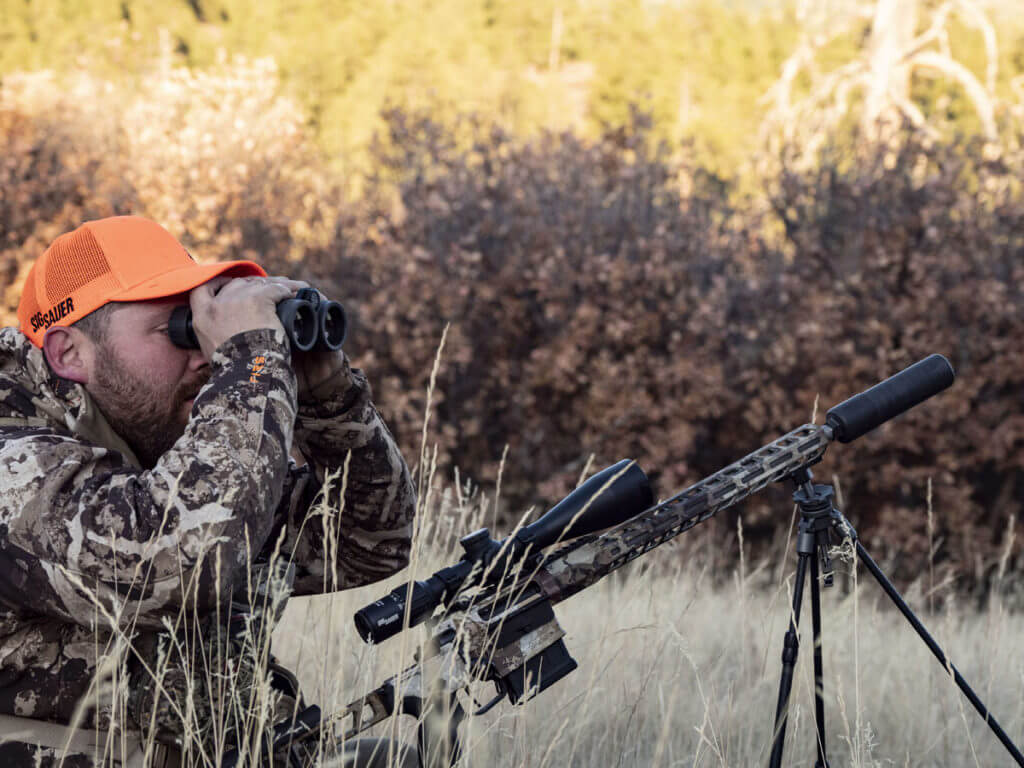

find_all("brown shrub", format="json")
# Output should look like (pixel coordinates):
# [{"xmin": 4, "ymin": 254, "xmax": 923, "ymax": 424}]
[
  {"xmin": 3, "ymin": 67, "xmax": 1022, "ymax": 593},
  {"xmin": 765, "ymin": 133, "xmax": 1024, "ymax": 591},
  {"xmin": 315, "ymin": 109, "xmax": 770, "ymax": 505},
  {"xmin": 314, "ymin": 113, "xmax": 1024, "ymax": 594}
]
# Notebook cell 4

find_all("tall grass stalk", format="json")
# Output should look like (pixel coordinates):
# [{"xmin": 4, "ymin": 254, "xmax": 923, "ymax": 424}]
[{"xmin": 271, "ymin": 485, "xmax": 1024, "ymax": 767}]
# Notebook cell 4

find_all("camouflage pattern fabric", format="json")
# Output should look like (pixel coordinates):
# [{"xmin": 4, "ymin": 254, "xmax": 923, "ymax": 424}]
[
  {"xmin": 0, "ymin": 326, "xmax": 416, "ymax": 765},
  {"xmin": 0, "ymin": 743, "xmax": 93, "ymax": 767},
  {"xmin": 126, "ymin": 560, "xmax": 302, "ymax": 762}
]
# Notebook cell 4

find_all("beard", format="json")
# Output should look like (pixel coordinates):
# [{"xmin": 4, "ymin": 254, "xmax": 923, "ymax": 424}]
[{"xmin": 88, "ymin": 345, "xmax": 209, "ymax": 469}]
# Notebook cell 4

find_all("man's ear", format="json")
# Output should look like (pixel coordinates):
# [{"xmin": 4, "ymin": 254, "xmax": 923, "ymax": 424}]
[{"xmin": 42, "ymin": 326, "xmax": 93, "ymax": 385}]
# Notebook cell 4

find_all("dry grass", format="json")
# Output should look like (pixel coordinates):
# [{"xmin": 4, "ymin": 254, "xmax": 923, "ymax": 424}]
[
  {"xmin": 43, "ymin": 340, "xmax": 1024, "ymax": 768},
  {"xmin": 271, "ymin": 484, "xmax": 1024, "ymax": 768},
  {"xmin": 47, "ymin": 332, "xmax": 1024, "ymax": 768},
  {"xmin": 46, "ymin": 437, "xmax": 1024, "ymax": 768}
]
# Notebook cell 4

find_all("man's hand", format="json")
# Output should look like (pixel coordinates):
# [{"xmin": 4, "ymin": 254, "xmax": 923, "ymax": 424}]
[
  {"xmin": 190, "ymin": 276, "xmax": 347, "ymax": 400},
  {"xmin": 189, "ymin": 276, "xmax": 304, "ymax": 359}
]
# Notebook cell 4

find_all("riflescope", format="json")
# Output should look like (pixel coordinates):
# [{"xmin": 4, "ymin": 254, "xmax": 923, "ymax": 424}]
[
  {"xmin": 354, "ymin": 459, "xmax": 653, "ymax": 644},
  {"xmin": 168, "ymin": 287, "xmax": 347, "ymax": 352}
]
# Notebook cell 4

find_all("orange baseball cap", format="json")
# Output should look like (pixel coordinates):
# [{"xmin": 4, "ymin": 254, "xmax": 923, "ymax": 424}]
[{"xmin": 18, "ymin": 216, "xmax": 266, "ymax": 347}]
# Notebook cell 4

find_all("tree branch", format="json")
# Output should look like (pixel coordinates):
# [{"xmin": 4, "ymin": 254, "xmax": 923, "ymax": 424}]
[
  {"xmin": 910, "ymin": 50, "xmax": 997, "ymax": 138},
  {"xmin": 955, "ymin": 0, "xmax": 999, "ymax": 95}
]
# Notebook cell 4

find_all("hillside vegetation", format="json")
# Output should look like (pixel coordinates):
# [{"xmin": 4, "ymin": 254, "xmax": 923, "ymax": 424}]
[
  {"xmin": 4, "ymin": 0, "xmax": 1024, "ymax": 176},
  {"xmin": 2, "ymin": 1, "xmax": 1024, "ymax": 591}
]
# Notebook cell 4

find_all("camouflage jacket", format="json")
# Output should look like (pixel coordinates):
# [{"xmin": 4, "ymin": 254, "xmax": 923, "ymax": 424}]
[{"xmin": 0, "ymin": 326, "xmax": 416, "ymax": 766}]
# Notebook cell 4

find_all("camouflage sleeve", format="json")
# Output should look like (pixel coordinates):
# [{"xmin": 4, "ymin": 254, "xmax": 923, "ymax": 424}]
[
  {"xmin": 0, "ymin": 329, "xmax": 297, "ymax": 631},
  {"xmin": 270, "ymin": 353, "xmax": 416, "ymax": 595}
]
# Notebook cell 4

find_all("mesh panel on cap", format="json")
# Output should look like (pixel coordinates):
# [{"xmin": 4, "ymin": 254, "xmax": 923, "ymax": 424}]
[{"xmin": 44, "ymin": 227, "xmax": 120, "ymax": 304}]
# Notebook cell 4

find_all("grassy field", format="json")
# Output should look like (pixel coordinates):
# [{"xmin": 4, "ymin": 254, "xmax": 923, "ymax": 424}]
[{"xmin": 271, "ymin": 486, "xmax": 1024, "ymax": 768}]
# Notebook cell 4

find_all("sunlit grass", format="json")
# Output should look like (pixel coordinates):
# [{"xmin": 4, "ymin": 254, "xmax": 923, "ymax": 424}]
[{"xmin": 272, "ymin": 484, "xmax": 1024, "ymax": 768}]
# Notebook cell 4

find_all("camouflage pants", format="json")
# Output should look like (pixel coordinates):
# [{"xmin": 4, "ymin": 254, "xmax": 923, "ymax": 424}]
[
  {"xmin": 0, "ymin": 742, "xmax": 92, "ymax": 768},
  {"xmin": 0, "ymin": 740, "xmax": 178, "ymax": 768}
]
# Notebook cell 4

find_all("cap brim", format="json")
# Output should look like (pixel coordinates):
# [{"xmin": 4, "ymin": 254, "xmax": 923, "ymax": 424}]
[{"xmin": 108, "ymin": 260, "xmax": 267, "ymax": 302}]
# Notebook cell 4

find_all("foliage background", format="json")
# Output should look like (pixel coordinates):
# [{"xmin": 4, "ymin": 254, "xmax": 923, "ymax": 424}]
[{"xmin": 3, "ymin": 0, "xmax": 1024, "ymax": 594}]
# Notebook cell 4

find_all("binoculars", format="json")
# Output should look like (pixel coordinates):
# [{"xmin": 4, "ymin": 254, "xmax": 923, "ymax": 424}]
[{"xmin": 168, "ymin": 287, "xmax": 347, "ymax": 352}]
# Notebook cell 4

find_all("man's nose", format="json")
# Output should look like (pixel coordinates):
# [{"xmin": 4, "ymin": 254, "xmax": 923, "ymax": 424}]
[{"xmin": 186, "ymin": 346, "xmax": 209, "ymax": 371}]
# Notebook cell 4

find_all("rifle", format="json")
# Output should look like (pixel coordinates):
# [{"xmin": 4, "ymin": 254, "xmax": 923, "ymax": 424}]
[
  {"xmin": 258, "ymin": 354, "xmax": 1024, "ymax": 767},
  {"xmin": 340, "ymin": 424, "xmax": 831, "ymax": 767}
]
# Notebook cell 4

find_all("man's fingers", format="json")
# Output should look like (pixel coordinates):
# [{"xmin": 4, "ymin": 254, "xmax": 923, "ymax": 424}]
[
  {"xmin": 264, "ymin": 276, "xmax": 310, "ymax": 295},
  {"xmin": 190, "ymin": 276, "xmax": 308, "ymax": 317},
  {"xmin": 187, "ymin": 276, "xmax": 300, "ymax": 356},
  {"xmin": 190, "ymin": 277, "xmax": 229, "ymax": 310}
]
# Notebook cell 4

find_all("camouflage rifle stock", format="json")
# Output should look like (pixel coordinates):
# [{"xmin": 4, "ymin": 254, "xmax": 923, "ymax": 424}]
[{"xmin": 524, "ymin": 424, "xmax": 830, "ymax": 605}]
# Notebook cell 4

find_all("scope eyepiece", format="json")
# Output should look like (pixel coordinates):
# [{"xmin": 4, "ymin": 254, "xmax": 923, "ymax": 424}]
[{"xmin": 167, "ymin": 285, "xmax": 347, "ymax": 353}]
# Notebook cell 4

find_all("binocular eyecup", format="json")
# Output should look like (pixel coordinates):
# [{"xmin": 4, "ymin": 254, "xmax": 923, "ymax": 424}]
[{"xmin": 168, "ymin": 287, "xmax": 347, "ymax": 353}]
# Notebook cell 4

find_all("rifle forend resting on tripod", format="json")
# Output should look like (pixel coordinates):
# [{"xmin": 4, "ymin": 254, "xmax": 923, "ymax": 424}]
[{"xmin": 286, "ymin": 356, "xmax": 958, "ymax": 768}]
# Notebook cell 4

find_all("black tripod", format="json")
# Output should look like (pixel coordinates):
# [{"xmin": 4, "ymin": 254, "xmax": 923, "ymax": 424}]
[{"xmin": 768, "ymin": 467, "xmax": 1024, "ymax": 768}]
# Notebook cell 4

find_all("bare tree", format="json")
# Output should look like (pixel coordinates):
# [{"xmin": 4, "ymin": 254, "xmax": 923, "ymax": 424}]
[
  {"xmin": 762, "ymin": 0, "xmax": 1001, "ymax": 156},
  {"xmin": 863, "ymin": 0, "xmax": 919, "ymax": 137}
]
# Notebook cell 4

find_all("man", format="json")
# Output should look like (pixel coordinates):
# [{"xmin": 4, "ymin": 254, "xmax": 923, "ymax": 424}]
[{"xmin": 0, "ymin": 216, "xmax": 417, "ymax": 766}]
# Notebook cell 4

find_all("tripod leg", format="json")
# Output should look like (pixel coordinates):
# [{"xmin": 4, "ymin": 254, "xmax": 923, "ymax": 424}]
[
  {"xmin": 855, "ymin": 541, "xmax": 1024, "ymax": 767},
  {"xmin": 809, "ymin": 556, "xmax": 829, "ymax": 768},
  {"xmin": 768, "ymin": 551, "xmax": 810, "ymax": 768}
]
